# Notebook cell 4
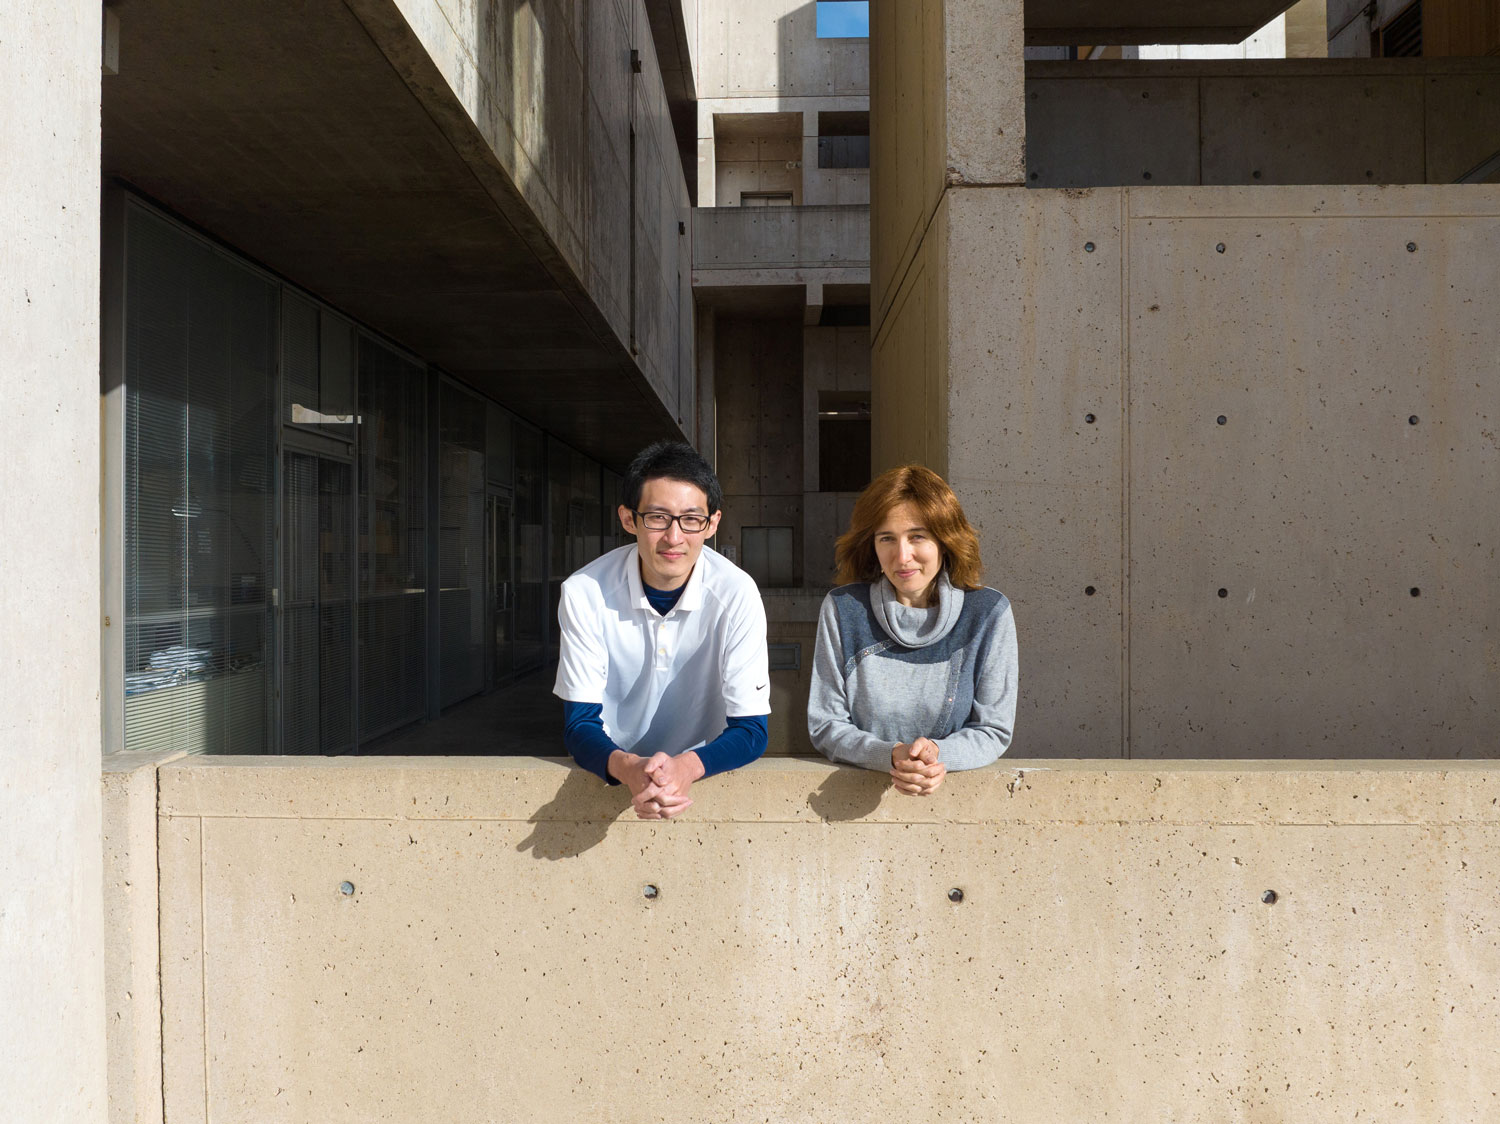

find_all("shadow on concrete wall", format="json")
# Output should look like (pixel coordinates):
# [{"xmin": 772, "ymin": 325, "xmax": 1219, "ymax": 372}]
[
  {"xmin": 808, "ymin": 764, "xmax": 888, "ymax": 820},
  {"xmin": 514, "ymin": 767, "xmax": 632, "ymax": 859}
]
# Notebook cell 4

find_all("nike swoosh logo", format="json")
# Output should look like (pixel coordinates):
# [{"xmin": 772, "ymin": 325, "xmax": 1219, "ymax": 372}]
[{"xmin": 755, "ymin": 683, "xmax": 767, "ymax": 690}]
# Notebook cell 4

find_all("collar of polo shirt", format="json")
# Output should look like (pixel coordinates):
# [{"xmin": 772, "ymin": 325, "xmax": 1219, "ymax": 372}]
[{"xmin": 627, "ymin": 544, "xmax": 707, "ymax": 613}]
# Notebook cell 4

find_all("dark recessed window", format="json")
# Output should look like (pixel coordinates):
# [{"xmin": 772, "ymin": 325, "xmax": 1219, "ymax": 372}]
[
  {"xmin": 818, "ymin": 111, "xmax": 870, "ymax": 169},
  {"xmin": 1374, "ymin": 0, "xmax": 1422, "ymax": 56},
  {"xmin": 740, "ymin": 191, "xmax": 794, "ymax": 207},
  {"xmin": 819, "ymin": 393, "xmax": 871, "ymax": 493}
]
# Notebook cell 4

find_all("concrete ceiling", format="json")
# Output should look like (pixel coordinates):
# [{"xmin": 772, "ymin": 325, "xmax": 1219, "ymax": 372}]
[
  {"xmin": 713, "ymin": 112, "xmax": 804, "ymax": 142},
  {"xmin": 1025, "ymin": 0, "xmax": 1299, "ymax": 45},
  {"xmin": 101, "ymin": 0, "xmax": 679, "ymax": 471}
]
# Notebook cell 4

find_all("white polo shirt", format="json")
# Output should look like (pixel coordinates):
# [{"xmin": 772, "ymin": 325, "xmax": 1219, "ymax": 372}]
[{"xmin": 553, "ymin": 544, "xmax": 770, "ymax": 755}]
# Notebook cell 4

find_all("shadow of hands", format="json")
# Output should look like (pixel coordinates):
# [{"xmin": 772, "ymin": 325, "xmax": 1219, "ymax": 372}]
[
  {"xmin": 515, "ymin": 766, "xmax": 632, "ymax": 860},
  {"xmin": 807, "ymin": 765, "xmax": 889, "ymax": 822}
]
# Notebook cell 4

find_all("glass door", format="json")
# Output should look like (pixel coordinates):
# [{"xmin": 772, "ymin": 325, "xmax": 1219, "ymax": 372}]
[
  {"xmin": 281, "ymin": 449, "xmax": 355, "ymax": 754},
  {"xmin": 487, "ymin": 488, "xmax": 515, "ymax": 688}
]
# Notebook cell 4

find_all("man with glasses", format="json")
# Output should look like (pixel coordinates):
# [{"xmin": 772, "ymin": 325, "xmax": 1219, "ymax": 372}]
[{"xmin": 554, "ymin": 440, "xmax": 770, "ymax": 818}]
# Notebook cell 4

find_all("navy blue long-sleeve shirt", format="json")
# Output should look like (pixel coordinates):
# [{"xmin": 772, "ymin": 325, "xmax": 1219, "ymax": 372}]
[{"xmin": 563, "ymin": 701, "xmax": 768, "ymax": 784}]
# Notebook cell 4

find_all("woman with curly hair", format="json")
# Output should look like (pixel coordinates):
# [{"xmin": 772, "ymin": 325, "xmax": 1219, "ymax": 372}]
[{"xmin": 807, "ymin": 465, "xmax": 1018, "ymax": 794}]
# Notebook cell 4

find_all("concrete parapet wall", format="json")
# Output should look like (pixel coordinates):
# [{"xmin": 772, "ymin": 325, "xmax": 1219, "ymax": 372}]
[
  {"xmin": 103, "ymin": 753, "xmax": 183, "ymax": 1124},
  {"xmin": 1026, "ymin": 58, "xmax": 1500, "ymax": 188},
  {"xmin": 693, "ymin": 204, "xmax": 870, "ymax": 269},
  {"xmin": 133, "ymin": 756, "xmax": 1500, "ymax": 1121}
]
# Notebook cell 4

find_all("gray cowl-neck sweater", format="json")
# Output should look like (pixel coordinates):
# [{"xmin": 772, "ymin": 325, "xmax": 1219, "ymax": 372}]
[{"xmin": 807, "ymin": 572, "xmax": 1018, "ymax": 771}]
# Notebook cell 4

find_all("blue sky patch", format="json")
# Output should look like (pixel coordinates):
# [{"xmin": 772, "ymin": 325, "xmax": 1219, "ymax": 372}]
[{"xmin": 816, "ymin": 1, "xmax": 869, "ymax": 39}]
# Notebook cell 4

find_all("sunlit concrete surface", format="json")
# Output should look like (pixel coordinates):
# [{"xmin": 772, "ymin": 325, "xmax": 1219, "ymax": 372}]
[
  {"xmin": 1, "ymin": 5, "xmax": 107, "ymax": 1123},
  {"xmin": 97, "ymin": 755, "xmax": 1500, "ymax": 1122}
]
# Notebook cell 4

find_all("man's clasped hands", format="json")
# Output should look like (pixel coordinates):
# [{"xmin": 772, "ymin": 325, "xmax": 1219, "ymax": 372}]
[{"xmin": 609, "ymin": 748, "xmax": 707, "ymax": 820}]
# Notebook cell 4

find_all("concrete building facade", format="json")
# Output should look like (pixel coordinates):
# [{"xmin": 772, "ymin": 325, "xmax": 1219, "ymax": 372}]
[
  {"xmin": 688, "ymin": 0, "xmax": 875, "ymax": 753},
  {"xmin": 871, "ymin": 0, "xmax": 1500, "ymax": 758}
]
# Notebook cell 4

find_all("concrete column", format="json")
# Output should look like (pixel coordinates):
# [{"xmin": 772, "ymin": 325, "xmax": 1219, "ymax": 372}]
[{"xmin": 0, "ymin": 4, "xmax": 107, "ymax": 1124}]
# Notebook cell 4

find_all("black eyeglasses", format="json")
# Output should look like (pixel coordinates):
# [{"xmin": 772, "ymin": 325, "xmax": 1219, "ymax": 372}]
[{"xmin": 633, "ymin": 510, "xmax": 711, "ymax": 534}]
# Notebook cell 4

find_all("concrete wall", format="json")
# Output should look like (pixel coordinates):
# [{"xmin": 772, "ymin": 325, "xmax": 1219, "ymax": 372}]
[
  {"xmin": 874, "ymin": 1, "xmax": 1500, "ymax": 759},
  {"xmin": 1026, "ymin": 59, "xmax": 1500, "ymax": 189},
  {"xmin": 103, "ymin": 754, "xmax": 180, "ymax": 1124},
  {"xmin": 125, "ymin": 755, "xmax": 1500, "ymax": 1122},
  {"xmin": 0, "ymin": 4, "xmax": 107, "ymax": 1122},
  {"xmin": 695, "ymin": 0, "xmax": 868, "ymax": 99},
  {"xmin": 379, "ymin": 0, "xmax": 694, "ymax": 423},
  {"xmin": 693, "ymin": 203, "xmax": 871, "ymax": 270},
  {"xmin": 945, "ymin": 183, "xmax": 1500, "ymax": 758},
  {"xmin": 871, "ymin": 0, "xmax": 1025, "ymax": 331},
  {"xmin": 693, "ymin": 0, "xmax": 869, "ymax": 207},
  {"xmin": 871, "ymin": 190, "xmax": 949, "ymax": 473},
  {"xmin": 715, "ymin": 314, "xmax": 806, "ymax": 582}
]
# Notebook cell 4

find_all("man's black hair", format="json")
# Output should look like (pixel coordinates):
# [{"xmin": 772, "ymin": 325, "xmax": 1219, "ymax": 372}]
[{"xmin": 622, "ymin": 440, "xmax": 723, "ymax": 514}]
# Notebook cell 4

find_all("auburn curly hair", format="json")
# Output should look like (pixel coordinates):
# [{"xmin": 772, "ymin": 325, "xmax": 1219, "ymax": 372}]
[{"xmin": 833, "ymin": 465, "xmax": 984, "ymax": 590}]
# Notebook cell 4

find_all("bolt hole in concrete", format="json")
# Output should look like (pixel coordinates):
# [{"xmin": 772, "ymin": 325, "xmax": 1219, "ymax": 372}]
[
  {"xmin": 642, "ymin": 884, "xmax": 659, "ymax": 900},
  {"xmin": 1218, "ymin": 588, "xmax": 1229, "ymax": 599},
  {"xmin": 1030, "ymin": 171, "xmax": 1038, "ymax": 180},
  {"xmin": 948, "ymin": 888, "xmax": 965, "ymax": 903},
  {"xmin": 1215, "ymin": 242, "xmax": 1226, "ymax": 254},
  {"xmin": 1407, "ymin": 242, "xmax": 1418, "ymax": 252},
  {"xmin": 1411, "ymin": 587, "xmax": 1422, "ymax": 597},
  {"xmin": 1217, "ymin": 415, "xmax": 1227, "ymax": 425},
  {"xmin": 1253, "ymin": 170, "xmax": 1262, "ymax": 179},
  {"xmin": 1084, "ymin": 242, "xmax": 1095, "ymax": 253},
  {"xmin": 1085, "ymin": 586, "xmax": 1096, "ymax": 596},
  {"xmin": 1409, "ymin": 415, "xmax": 1420, "ymax": 425},
  {"xmin": 1085, "ymin": 413, "xmax": 1096, "ymax": 424},
  {"xmin": 1143, "ymin": 171, "xmax": 1152, "ymax": 180},
  {"xmin": 338, "ymin": 881, "xmax": 355, "ymax": 896},
  {"xmin": 1262, "ymin": 890, "xmax": 1278, "ymax": 905}
]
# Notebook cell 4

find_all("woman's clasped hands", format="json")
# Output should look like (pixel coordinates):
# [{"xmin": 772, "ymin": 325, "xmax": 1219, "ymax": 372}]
[{"xmin": 890, "ymin": 736, "xmax": 945, "ymax": 796}]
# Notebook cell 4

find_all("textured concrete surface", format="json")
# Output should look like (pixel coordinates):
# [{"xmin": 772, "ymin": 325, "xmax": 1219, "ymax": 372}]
[
  {"xmin": 693, "ymin": 205, "xmax": 870, "ymax": 271},
  {"xmin": 942, "ymin": 187, "xmax": 1125, "ymax": 756},
  {"xmin": 694, "ymin": 0, "xmax": 869, "ymax": 101},
  {"xmin": 103, "ymin": 754, "xmax": 182, "ymax": 1124},
  {"xmin": 871, "ymin": 0, "xmax": 947, "ymax": 332},
  {"xmin": 872, "ymin": 190, "xmax": 949, "ymax": 475},
  {"xmin": 1, "ymin": 5, "xmax": 107, "ymax": 1122},
  {"xmin": 872, "ymin": 0, "xmax": 1026, "ymax": 344},
  {"xmin": 149, "ymin": 756, "xmax": 1500, "ymax": 1122},
  {"xmin": 941, "ymin": 184, "xmax": 1500, "ymax": 758}
]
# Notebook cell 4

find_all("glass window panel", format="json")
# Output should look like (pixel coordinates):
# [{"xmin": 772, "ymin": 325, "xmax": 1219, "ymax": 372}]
[
  {"xmin": 319, "ymin": 314, "xmax": 356, "ymax": 435},
  {"xmin": 440, "ymin": 382, "xmax": 487, "ymax": 709},
  {"xmin": 282, "ymin": 293, "xmax": 319, "ymax": 429},
  {"xmin": 358, "ymin": 335, "xmax": 427, "ymax": 740},
  {"xmin": 513, "ymin": 421, "xmax": 547, "ymax": 673},
  {"xmin": 122, "ymin": 204, "xmax": 274, "ymax": 754},
  {"xmin": 486, "ymin": 402, "xmax": 513, "ymax": 485}
]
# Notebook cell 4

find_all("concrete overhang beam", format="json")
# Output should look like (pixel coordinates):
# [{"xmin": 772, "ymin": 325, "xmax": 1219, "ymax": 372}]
[
  {"xmin": 1025, "ymin": 0, "xmax": 1299, "ymax": 45},
  {"xmin": 101, "ymin": 0, "xmax": 679, "ymax": 469}
]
